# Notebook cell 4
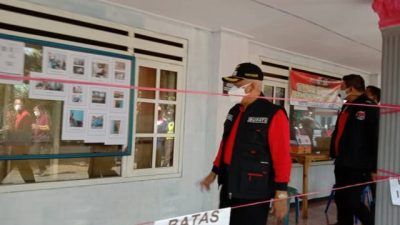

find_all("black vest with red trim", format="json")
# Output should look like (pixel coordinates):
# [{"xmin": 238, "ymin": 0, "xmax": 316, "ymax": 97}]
[{"xmin": 218, "ymin": 97, "xmax": 282, "ymax": 199}]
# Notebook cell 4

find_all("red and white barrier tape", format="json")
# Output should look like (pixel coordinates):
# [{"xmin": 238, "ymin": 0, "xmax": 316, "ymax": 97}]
[
  {"xmin": 135, "ymin": 169, "xmax": 400, "ymax": 225},
  {"xmin": 1, "ymin": 73, "xmax": 400, "ymax": 113}
]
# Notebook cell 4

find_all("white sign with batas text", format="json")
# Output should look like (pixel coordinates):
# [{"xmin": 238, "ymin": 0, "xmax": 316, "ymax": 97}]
[{"xmin": 154, "ymin": 208, "xmax": 231, "ymax": 225}]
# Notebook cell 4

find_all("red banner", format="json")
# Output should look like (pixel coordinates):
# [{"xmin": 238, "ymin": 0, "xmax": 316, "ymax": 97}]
[{"xmin": 289, "ymin": 70, "xmax": 342, "ymax": 109}]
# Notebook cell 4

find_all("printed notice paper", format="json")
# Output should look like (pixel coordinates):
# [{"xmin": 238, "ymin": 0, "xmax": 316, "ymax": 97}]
[
  {"xmin": 154, "ymin": 208, "xmax": 231, "ymax": 225},
  {"xmin": 389, "ymin": 178, "xmax": 400, "ymax": 206}
]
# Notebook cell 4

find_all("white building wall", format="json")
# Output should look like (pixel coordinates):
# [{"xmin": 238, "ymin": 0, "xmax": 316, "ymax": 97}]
[{"xmin": 0, "ymin": 1, "xmax": 378, "ymax": 225}]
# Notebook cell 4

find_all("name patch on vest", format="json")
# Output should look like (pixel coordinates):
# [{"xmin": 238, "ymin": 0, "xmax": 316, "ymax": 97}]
[
  {"xmin": 226, "ymin": 114, "xmax": 233, "ymax": 121},
  {"xmin": 247, "ymin": 117, "xmax": 268, "ymax": 124}
]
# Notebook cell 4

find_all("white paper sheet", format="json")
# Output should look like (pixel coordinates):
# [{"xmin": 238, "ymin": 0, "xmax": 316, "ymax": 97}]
[
  {"xmin": 29, "ymin": 72, "xmax": 66, "ymax": 101},
  {"xmin": 61, "ymin": 106, "xmax": 87, "ymax": 140},
  {"xmin": 68, "ymin": 53, "xmax": 89, "ymax": 80},
  {"xmin": 43, "ymin": 47, "xmax": 69, "ymax": 76},
  {"xmin": 88, "ymin": 87, "xmax": 109, "ymax": 110},
  {"xmin": 110, "ymin": 88, "xmax": 129, "ymax": 113},
  {"xmin": 0, "ymin": 38, "xmax": 25, "ymax": 84},
  {"xmin": 154, "ymin": 208, "xmax": 231, "ymax": 225},
  {"xmin": 85, "ymin": 111, "xmax": 107, "ymax": 143},
  {"xmin": 66, "ymin": 84, "xmax": 88, "ymax": 107},
  {"xmin": 112, "ymin": 59, "xmax": 131, "ymax": 85},
  {"xmin": 389, "ymin": 178, "xmax": 400, "ymax": 206},
  {"xmin": 89, "ymin": 55, "xmax": 112, "ymax": 83},
  {"xmin": 105, "ymin": 114, "xmax": 128, "ymax": 145}
]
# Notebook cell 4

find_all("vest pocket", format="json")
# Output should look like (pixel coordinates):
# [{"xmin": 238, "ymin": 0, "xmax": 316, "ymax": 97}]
[{"xmin": 239, "ymin": 163, "xmax": 270, "ymax": 194}]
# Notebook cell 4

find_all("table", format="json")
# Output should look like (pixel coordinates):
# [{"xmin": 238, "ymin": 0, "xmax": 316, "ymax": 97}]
[{"xmin": 291, "ymin": 153, "xmax": 330, "ymax": 219}]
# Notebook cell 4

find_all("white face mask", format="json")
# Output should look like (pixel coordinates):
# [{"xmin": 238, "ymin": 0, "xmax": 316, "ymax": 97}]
[
  {"xmin": 14, "ymin": 104, "xmax": 22, "ymax": 112},
  {"xmin": 338, "ymin": 88, "xmax": 350, "ymax": 100},
  {"xmin": 34, "ymin": 111, "xmax": 40, "ymax": 117},
  {"xmin": 227, "ymin": 83, "xmax": 250, "ymax": 104}
]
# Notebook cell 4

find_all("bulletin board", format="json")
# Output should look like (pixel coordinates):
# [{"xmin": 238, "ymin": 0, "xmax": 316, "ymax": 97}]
[{"xmin": 0, "ymin": 33, "xmax": 135, "ymax": 160}]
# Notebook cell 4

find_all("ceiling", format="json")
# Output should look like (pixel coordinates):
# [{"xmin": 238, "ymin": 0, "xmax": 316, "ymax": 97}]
[{"xmin": 102, "ymin": 0, "xmax": 382, "ymax": 74}]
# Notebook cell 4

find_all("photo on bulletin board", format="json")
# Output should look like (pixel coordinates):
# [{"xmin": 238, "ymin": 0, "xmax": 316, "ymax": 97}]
[
  {"xmin": 0, "ymin": 38, "xmax": 25, "ymax": 84},
  {"xmin": 43, "ymin": 47, "xmax": 68, "ymax": 76},
  {"xmin": 110, "ymin": 88, "xmax": 129, "ymax": 113},
  {"xmin": 69, "ymin": 53, "xmax": 89, "ymax": 80},
  {"xmin": 105, "ymin": 114, "xmax": 128, "ymax": 145},
  {"xmin": 112, "ymin": 59, "xmax": 131, "ymax": 84},
  {"xmin": 66, "ymin": 84, "xmax": 87, "ymax": 106},
  {"xmin": 29, "ymin": 72, "xmax": 66, "ymax": 101},
  {"xmin": 62, "ymin": 106, "xmax": 87, "ymax": 140},
  {"xmin": 88, "ymin": 87, "xmax": 109, "ymax": 110},
  {"xmin": 85, "ymin": 111, "xmax": 107, "ymax": 143},
  {"xmin": 90, "ymin": 56, "xmax": 111, "ymax": 83}
]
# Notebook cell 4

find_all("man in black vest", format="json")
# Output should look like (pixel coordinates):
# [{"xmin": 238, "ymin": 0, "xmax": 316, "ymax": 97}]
[
  {"xmin": 330, "ymin": 74, "xmax": 379, "ymax": 225},
  {"xmin": 200, "ymin": 63, "xmax": 292, "ymax": 225}
]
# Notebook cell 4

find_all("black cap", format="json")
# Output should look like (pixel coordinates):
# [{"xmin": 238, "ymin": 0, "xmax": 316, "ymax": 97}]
[{"xmin": 222, "ymin": 63, "xmax": 264, "ymax": 83}]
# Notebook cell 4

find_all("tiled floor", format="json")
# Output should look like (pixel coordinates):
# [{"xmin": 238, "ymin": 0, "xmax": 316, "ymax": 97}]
[{"xmin": 268, "ymin": 199, "xmax": 338, "ymax": 225}]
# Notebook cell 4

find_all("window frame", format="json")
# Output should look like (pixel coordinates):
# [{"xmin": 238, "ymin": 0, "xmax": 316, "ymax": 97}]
[{"xmin": 124, "ymin": 58, "xmax": 185, "ymax": 178}]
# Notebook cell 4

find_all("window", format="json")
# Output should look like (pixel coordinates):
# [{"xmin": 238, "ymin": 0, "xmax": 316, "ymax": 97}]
[
  {"xmin": 0, "ymin": 157, "xmax": 121, "ymax": 185},
  {"xmin": 0, "ymin": 36, "xmax": 132, "ymax": 184},
  {"xmin": 263, "ymin": 77, "xmax": 289, "ymax": 113},
  {"xmin": 0, "ymin": 1, "xmax": 187, "ymax": 186},
  {"xmin": 130, "ymin": 59, "xmax": 183, "ymax": 176}
]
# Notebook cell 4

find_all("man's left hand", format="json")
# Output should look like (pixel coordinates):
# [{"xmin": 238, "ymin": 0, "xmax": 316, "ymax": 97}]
[{"xmin": 272, "ymin": 191, "xmax": 288, "ymax": 221}]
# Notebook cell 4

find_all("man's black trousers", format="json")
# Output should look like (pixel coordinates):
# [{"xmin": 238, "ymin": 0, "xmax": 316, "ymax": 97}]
[
  {"xmin": 219, "ymin": 185, "xmax": 271, "ymax": 225},
  {"xmin": 334, "ymin": 167, "xmax": 374, "ymax": 225}
]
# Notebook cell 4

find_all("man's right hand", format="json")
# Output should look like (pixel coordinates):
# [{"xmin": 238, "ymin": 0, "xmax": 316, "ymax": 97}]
[{"xmin": 200, "ymin": 172, "xmax": 217, "ymax": 191}]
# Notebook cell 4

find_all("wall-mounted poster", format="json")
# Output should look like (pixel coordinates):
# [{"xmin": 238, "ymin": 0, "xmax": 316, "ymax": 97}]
[
  {"xmin": 89, "ymin": 87, "xmax": 109, "ymax": 110},
  {"xmin": 112, "ymin": 59, "xmax": 131, "ymax": 84},
  {"xmin": 289, "ymin": 70, "xmax": 342, "ymax": 109},
  {"xmin": 43, "ymin": 47, "xmax": 68, "ymax": 76},
  {"xmin": 0, "ymin": 38, "xmax": 25, "ymax": 84},
  {"xmin": 85, "ymin": 111, "xmax": 107, "ymax": 143},
  {"xmin": 90, "ymin": 56, "xmax": 111, "ymax": 83},
  {"xmin": 66, "ymin": 84, "xmax": 87, "ymax": 106},
  {"xmin": 110, "ymin": 88, "xmax": 129, "ymax": 113},
  {"xmin": 29, "ymin": 72, "xmax": 66, "ymax": 100},
  {"xmin": 69, "ymin": 53, "xmax": 89, "ymax": 80},
  {"xmin": 105, "ymin": 114, "xmax": 128, "ymax": 145},
  {"xmin": 62, "ymin": 106, "xmax": 87, "ymax": 140}
]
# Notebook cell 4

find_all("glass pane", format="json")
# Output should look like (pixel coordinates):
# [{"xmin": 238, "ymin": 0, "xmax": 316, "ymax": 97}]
[
  {"xmin": 0, "ymin": 84, "xmax": 127, "ymax": 156},
  {"xmin": 134, "ymin": 137, "xmax": 153, "ymax": 169},
  {"xmin": 138, "ymin": 66, "xmax": 156, "ymax": 99},
  {"xmin": 156, "ymin": 137, "xmax": 174, "ymax": 168},
  {"xmin": 289, "ymin": 106, "xmax": 338, "ymax": 154},
  {"xmin": 136, "ymin": 102, "xmax": 155, "ymax": 133},
  {"xmin": 24, "ymin": 44, "xmax": 43, "ymax": 75},
  {"xmin": 275, "ymin": 87, "xmax": 286, "ymax": 107},
  {"xmin": 160, "ymin": 70, "xmax": 177, "ymax": 101},
  {"xmin": 157, "ymin": 104, "xmax": 176, "ymax": 134},
  {"xmin": 0, "ymin": 157, "xmax": 121, "ymax": 184},
  {"xmin": 263, "ymin": 85, "xmax": 274, "ymax": 102}
]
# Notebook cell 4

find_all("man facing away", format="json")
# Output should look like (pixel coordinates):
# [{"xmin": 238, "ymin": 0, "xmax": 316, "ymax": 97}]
[{"xmin": 200, "ymin": 63, "xmax": 292, "ymax": 225}]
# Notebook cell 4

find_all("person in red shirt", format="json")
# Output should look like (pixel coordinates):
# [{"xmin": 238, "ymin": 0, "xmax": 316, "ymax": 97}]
[
  {"xmin": 31, "ymin": 104, "xmax": 51, "ymax": 175},
  {"xmin": 200, "ymin": 63, "xmax": 292, "ymax": 225},
  {"xmin": 1, "ymin": 98, "xmax": 35, "ymax": 183}
]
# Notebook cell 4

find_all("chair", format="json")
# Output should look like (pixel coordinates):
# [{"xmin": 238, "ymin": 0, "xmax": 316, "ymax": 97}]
[
  {"xmin": 282, "ymin": 186, "xmax": 300, "ymax": 225},
  {"xmin": 325, "ymin": 185, "xmax": 336, "ymax": 213},
  {"xmin": 354, "ymin": 186, "xmax": 374, "ymax": 224}
]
